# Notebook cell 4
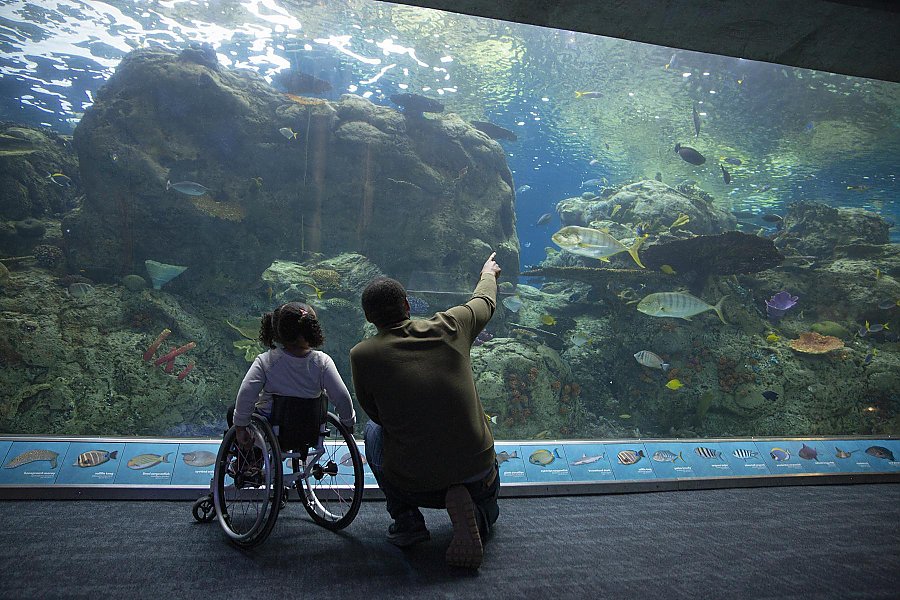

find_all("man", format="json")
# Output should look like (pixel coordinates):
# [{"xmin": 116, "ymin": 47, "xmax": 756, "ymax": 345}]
[{"xmin": 350, "ymin": 252, "xmax": 502, "ymax": 569}]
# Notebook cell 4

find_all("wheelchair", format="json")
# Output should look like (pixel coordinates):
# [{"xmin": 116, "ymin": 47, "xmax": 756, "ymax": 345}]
[{"xmin": 192, "ymin": 394, "xmax": 365, "ymax": 547}]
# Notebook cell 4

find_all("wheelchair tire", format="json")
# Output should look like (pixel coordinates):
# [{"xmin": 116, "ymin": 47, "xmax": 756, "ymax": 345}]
[
  {"xmin": 192, "ymin": 495, "xmax": 216, "ymax": 523},
  {"xmin": 299, "ymin": 412, "xmax": 364, "ymax": 530},
  {"xmin": 213, "ymin": 416, "xmax": 284, "ymax": 547}
]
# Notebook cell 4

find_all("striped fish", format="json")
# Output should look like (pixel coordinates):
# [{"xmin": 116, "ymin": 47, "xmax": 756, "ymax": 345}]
[
  {"xmin": 694, "ymin": 446, "xmax": 723, "ymax": 460},
  {"xmin": 4, "ymin": 449, "xmax": 59, "ymax": 469},
  {"xmin": 617, "ymin": 449, "xmax": 644, "ymax": 465},
  {"xmin": 127, "ymin": 452, "xmax": 172, "ymax": 470},
  {"xmin": 652, "ymin": 450, "xmax": 684, "ymax": 463},
  {"xmin": 551, "ymin": 226, "xmax": 646, "ymax": 268},
  {"xmin": 732, "ymin": 448, "xmax": 758, "ymax": 460},
  {"xmin": 634, "ymin": 350, "xmax": 670, "ymax": 371},
  {"xmin": 636, "ymin": 292, "xmax": 729, "ymax": 324},
  {"xmin": 74, "ymin": 450, "xmax": 118, "ymax": 468}
]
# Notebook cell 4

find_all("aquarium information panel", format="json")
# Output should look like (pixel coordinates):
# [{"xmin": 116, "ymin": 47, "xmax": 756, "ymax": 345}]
[{"xmin": 0, "ymin": 437, "xmax": 897, "ymax": 490}]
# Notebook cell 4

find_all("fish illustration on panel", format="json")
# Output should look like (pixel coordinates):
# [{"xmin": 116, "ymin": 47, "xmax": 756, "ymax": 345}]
[
  {"xmin": 798, "ymin": 444, "xmax": 820, "ymax": 461},
  {"xmin": 74, "ymin": 450, "xmax": 118, "ymax": 468},
  {"xmin": 770, "ymin": 448, "xmax": 791, "ymax": 461},
  {"xmin": 834, "ymin": 447, "xmax": 858, "ymax": 459},
  {"xmin": 617, "ymin": 449, "xmax": 644, "ymax": 465},
  {"xmin": 865, "ymin": 446, "xmax": 895, "ymax": 461},
  {"xmin": 529, "ymin": 448, "xmax": 562, "ymax": 466},
  {"xmin": 652, "ymin": 450, "xmax": 684, "ymax": 463},
  {"xmin": 694, "ymin": 447, "xmax": 723, "ymax": 460},
  {"xmin": 182, "ymin": 450, "xmax": 216, "ymax": 467},
  {"xmin": 339, "ymin": 452, "xmax": 366, "ymax": 467},
  {"xmin": 4, "ymin": 449, "xmax": 59, "ymax": 469},
  {"xmin": 496, "ymin": 450, "xmax": 520, "ymax": 465},
  {"xmin": 127, "ymin": 452, "xmax": 173, "ymax": 470},
  {"xmin": 732, "ymin": 448, "xmax": 759, "ymax": 460},
  {"xmin": 571, "ymin": 453, "xmax": 605, "ymax": 466}
]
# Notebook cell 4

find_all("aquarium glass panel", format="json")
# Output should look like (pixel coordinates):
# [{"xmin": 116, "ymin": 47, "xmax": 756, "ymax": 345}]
[{"xmin": 0, "ymin": 1, "xmax": 897, "ymax": 440}]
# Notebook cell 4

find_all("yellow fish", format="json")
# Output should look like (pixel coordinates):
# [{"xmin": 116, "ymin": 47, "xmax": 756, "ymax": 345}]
[
  {"xmin": 660, "ymin": 264, "xmax": 676, "ymax": 275},
  {"xmin": 875, "ymin": 268, "xmax": 882, "ymax": 280},
  {"xmin": 552, "ymin": 226, "xmax": 646, "ymax": 268},
  {"xmin": 666, "ymin": 379, "xmax": 684, "ymax": 390},
  {"xmin": 670, "ymin": 214, "xmax": 690, "ymax": 229},
  {"xmin": 533, "ymin": 429, "xmax": 552, "ymax": 439},
  {"xmin": 540, "ymin": 314, "xmax": 556, "ymax": 326},
  {"xmin": 484, "ymin": 413, "xmax": 498, "ymax": 425},
  {"xmin": 766, "ymin": 333, "xmax": 779, "ymax": 343},
  {"xmin": 302, "ymin": 283, "xmax": 325, "ymax": 299},
  {"xmin": 610, "ymin": 204, "xmax": 622, "ymax": 217}
]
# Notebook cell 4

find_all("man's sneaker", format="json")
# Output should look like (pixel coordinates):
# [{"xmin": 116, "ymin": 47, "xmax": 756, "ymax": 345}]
[
  {"xmin": 387, "ymin": 512, "xmax": 430, "ymax": 547},
  {"xmin": 445, "ymin": 485, "xmax": 483, "ymax": 569}
]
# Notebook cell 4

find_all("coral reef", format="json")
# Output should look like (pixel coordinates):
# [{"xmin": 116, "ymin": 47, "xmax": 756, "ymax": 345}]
[{"xmin": 789, "ymin": 332, "xmax": 844, "ymax": 354}]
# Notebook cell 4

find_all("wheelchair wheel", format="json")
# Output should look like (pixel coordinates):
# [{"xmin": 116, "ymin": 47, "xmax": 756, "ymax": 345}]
[
  {"xmin": 213, "ymin": 416, "xmax": 284, "ymax": 547},
  {"xmin": 299, "ymin": 412, "xmax": 364, "ymax": 530},
  {"xmin": 192, "ymin": 495, "xmax": 216, "ymax": 523}
]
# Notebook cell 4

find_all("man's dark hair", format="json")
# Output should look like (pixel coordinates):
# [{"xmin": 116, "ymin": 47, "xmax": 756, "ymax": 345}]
[{"xmin": 361, "ymin": 277, "xmax": 408, "ymax": 328}]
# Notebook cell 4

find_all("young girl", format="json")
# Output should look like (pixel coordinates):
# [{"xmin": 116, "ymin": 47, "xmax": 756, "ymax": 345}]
[{"xmin": 232, "ymin": 302, "xmax": 356, "ymax": 446}]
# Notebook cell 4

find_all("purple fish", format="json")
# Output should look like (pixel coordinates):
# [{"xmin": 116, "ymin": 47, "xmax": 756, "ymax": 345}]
[
  {"xmin": 798, "ymin": 443, "xmax": 819, "ymax": 461},
  {"xmin": 474, "ymin": 330, "xmax": 494, "ymax": 347},
  {"xmin": 766, "ymin": 291, "xmax": 799, "ymax": 320}
]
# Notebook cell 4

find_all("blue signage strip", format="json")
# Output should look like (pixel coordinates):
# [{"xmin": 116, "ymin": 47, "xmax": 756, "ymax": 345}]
[
  {"xmin": 58, "ymin": 442, "xmax": 127, "ymax": 484},
  {"xmin": 0, "ymin": 441, "xmax": 69, "ymax": 484},
  {"xmin": 495, "ymin": 444, "xmax": 528, "ymax": 483},
  {"xmin": 114, "ymin": 443, "xmax": 177, "ymax": 485}
]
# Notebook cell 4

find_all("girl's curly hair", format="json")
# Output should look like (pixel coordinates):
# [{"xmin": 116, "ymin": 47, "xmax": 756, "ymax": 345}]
[{"xmin": 258, "ymin": 302, "xmax": 324, "ymax": 348}]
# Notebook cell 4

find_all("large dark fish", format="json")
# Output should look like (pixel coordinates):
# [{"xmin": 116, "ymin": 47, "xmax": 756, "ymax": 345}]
[
  {"xmin": 721, "ymin": 164, "xmax": 731, "ymax": 185},
  {"xmin": 390, "ymin": 93, "xmax": 444, "ymax": 115},
  {"xmin": 692, "ymin": 104, "xmax": 701, "ymax": 137},
  {"xmin": 271, "ymin": 69, "xmax": 332, "ymax": 95},
  {"xmin": 724, "ymin": 157, "xmax": 742, "ymax": 166},
  {"xmin": 865, "ymin": 446, "xmax": 895, "ymax": 461},
  {"xmin": 798, "ymin": 443, "xmax": 819, "ymax": 461},
  {"xmin": 674, "ymin": 143, "xmax": 705, "ymax": 166},
  {"xmin": 470, "ymin": 120, "xmax": 517, "ymax": 141}
]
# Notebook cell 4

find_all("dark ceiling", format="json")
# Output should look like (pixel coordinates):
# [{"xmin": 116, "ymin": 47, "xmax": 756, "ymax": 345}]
[{"xmin": 389, "ymin": 0, "xmax": 900, "ymax": 83}]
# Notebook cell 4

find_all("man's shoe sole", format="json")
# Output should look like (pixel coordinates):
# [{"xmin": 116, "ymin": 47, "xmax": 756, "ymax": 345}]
[{"xmin": 445, "ymin": 485, "xmax": 483, "ymax": 569}]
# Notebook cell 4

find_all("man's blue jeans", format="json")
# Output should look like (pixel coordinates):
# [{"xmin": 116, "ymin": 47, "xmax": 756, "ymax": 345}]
[{"xmin": 364, "ymin": 421, "xmax": 500, "ymax": 539}]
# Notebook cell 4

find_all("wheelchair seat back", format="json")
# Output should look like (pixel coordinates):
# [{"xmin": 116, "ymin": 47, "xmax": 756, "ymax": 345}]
[{"xmin": 269, "ymin": 393, "xmax": 327, "ymax": 452}]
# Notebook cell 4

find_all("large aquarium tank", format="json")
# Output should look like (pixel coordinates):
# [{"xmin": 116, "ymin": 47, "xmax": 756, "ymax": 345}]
[{"xmin": 0, "ymin": 0, "xmax": 897, "ymax": 442}]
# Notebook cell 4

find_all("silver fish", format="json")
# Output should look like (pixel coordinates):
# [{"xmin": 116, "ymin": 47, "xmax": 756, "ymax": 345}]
[
  {"xmin": 278, "ymin": 127, "xmax": 297, "ymax": 139},
  {"xmin": 166, "ymin": 180, "xmax": 209, "ymax": 196},
  {"xmin": 617, "ymin": 449, "xmax": 644, "ymax": 465},
  {"xmin": 182, "ymin": 450, "xmax": 216, "ymax": 467},
  {"xmin": 74, "ymin": 450, "xmax": 118, "ymax": 468},
  {"xmin": 634, "ymin": 350, "xmax": 670, "ymax": 371},
  {"xmin": 4, "ymin": 449, "xmax": 59, "ymax": 469},
  {"xmin": 637, "ymin": 292, "xmax": 728, "ymax": 324},
  {"xmin": 552, "ymin": 226, "xmax": 645, "ymax": 268},
  {"xmin": 571, "ymin": 453, "xmax": 604, "ymax": 466},
  {"xmin": 501, "ymin": 296, "xmax": 523, "ymax": 312},
  {"xmin": 127, "ymin": 452, "xmax": 172, "ymax": 470},
  {"xmin": 652, "ymin": 450, "xmax": 683, "ymax": 463}
]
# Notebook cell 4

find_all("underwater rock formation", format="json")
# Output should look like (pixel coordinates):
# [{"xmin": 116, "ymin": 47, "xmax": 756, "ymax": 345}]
[
  {"xmin": 64, "ymin": 47, "xmax": 519, "ymax": 288},
  {"xmin": 776, "ymin": 201, "xmax": 890, "ymax": 259}
]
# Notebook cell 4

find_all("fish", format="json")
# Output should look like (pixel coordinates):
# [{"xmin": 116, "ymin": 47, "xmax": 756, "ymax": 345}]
[
  {"xmin": 535, "ymin": 213, "xmax": 553, "ymax": 226},
  {"xmin": 617, "ymin": 449, "xmax": 644, "ymax": 465},
  {"xmin": 610, "ymin": 204, "xmax": 622, "ymax": 218},
  {"xmin": 863, "ymin": 321, "xmax": 889, "ymax": 334},
  {"xmin": 762, "ymin": 390, "xmax": 779, "ymax": 401},
  {"xmin": 551, "ymin": 225, "xmax": 646, "ymax": 268},
  {"xmin": 636, "ymin": 292, "xmax": 728, "ymax": 324},
  {"xmin": 589, "ymin": 159, "xmax": 601, "ymax": 166},
  {"xmin": 540, "ymin": 314, "xmax": 556, "ymax": 326},
  {"xmin": 692, "ymin": 104, "xmax": 701, "ymax": 137},
  {"xmin": 724, "ymin": 157, "xmax": 742, "ymax": 166},
  {"xmin": 572, "ymin": 453, "xmax": 605, "ymax": 465},
  {"xmin": 529, "ymin": 448, "xmax": 562, "ymax": 466},
  {"xmin": 846, "ymin": 184, "xmax": 870, "ymax": 191},
  {"xmin": 652, "ymin": 450, "xmax": 684, "ymax": 463},
  {"xmin": 864, "ymin": 348, "xmax": 877, "ymax": 364},
  {"xmin": 182, "ymin": 450, "xmax": 216, "ymax": 467},
  {"xmin": 720, "ymin": 165, "xmax": 731, "ymax": 185},
  {"xmin": 618, "ymin": 414, "xmax": 631, "ymax": 419},
  {"xmin": 473, "ymin": 330, "xmax": 494, "ymax": 347},
  {"xmin": 516, "ymin": 185, "xmax": 532, "ymax": 194},
  {"xmin": 570, "ymin": 332, "xmax": 591, "ymax": 347},
  {"xmin": 278, "ymin": 127, "xmax": 297, "ymax": 140},
  {"xmin": 761, "ymin": 214, "xmax": 783, "ymax": 223},
  {"xmin": 665, "ymin": 52, "xmax": 678, "ymax": 70},
  {"xmin": 654, "ymin": 172, "xmax": 663, "ymax": 182},
  {"xmin": 47, "ymin": 173, "xmax": 72, "ymax": 187},
  {"xmin": 659, "ymin": 265, "xmax": 676, "ymax": 275},
  {"xmin": 798, "ymin": 443, "xmax": 819, "ymax": 461},
  {"xmin": 339, "ymin": 452, "xmax": 367, "ymax": 466},
  {"xmin": 674, "ymin": 143, "xmax": 706, "ymax": 165},
  {"xmin": 272, "ymin": 69, "xmax": 332, "ymax": 95},
  {"xmin": 4, "ymin": 449, "xmax": 59, "ymax": 469},
  {"xmin": 877, "ymin": 299, "xmax": 898, "ymax": 310},
  {"xmin": 875, "ymin": 268, "xmax": 882, "ymax": 280},
  {"xmin": 666, "ymin": 379, "xmax": 683, "ymax": 390},
  {"xmin": 406, "ymin": 295, "xmax": 430, "ymax": 316},
  {"xmin": 74, "ymin": 450, "xmax": 118, "ymax": 468},
  {"xmin": 865, "ymin": 446, "xmax": 895, "ymax": 461},
  {"xmin": 501, "ymin": 295, "xmax": 523, "ymax": 313},
  {"xmin": 732, "ymin": 448, "xmax": 759, "ymax": 459},
  {"xmin": 670, "ymin": 214, "xmax": 690, "ymax": 228},
  {"xmin": 533, "ymin": 429, "xmax": 552, "ymax": 440},
  {"xmin": 770, "ymin": 447, "xmax": 791, "ymax": 461},
  {"xmin": 301, "ymin": 282, "xmax": 325, "ymax": 300},
  {"xmin": 581, "ymin": 178, "xmax": 604, "ymax": 187},
  {"xmin": 390, "ymin": 93, "xmax": 444, "ymax": 115},
  {"xmin": 633, "ymin": 350, "xmax": 670, "ymax": 372},
  {"xmin": 127, "ymin": 452, "xmax": 173, "ymax": 470},
  {"xmin": 574, "ymin": 91, "xmax": 603, "ymax": 99},
  {"xmin": 496, "ymin": 450, "xmax": 520, "ymax": 465},
  {"xmin": 484, "ymin": 413, "xmax": 498, "ymax": 425},
  {"xmin": 694, "ymin": 446, "xmax": 723, "ymax": 460},
  {"xmin": 470, "ymin": 120, "xmax": 517, "ymax": 141},
  {"xmin": 166, "ymin": 180, "xmax": 209, "ymax": 196},
  {"xmin": 766, "ymin": 333, "xmax": 780, "ymax": 343},
  {"xmin": 834, "ymin": 447, "xmax": 857, "ymax": 459}
]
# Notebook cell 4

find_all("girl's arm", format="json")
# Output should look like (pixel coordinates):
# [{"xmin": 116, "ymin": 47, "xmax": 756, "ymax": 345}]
[
  {"xmin": 321, "ymin": 354, "xmax": 357, "ymax": 428},
  {"xmin": 233, "ymin": 356, "xmax": 266, "ymax": 427}
]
